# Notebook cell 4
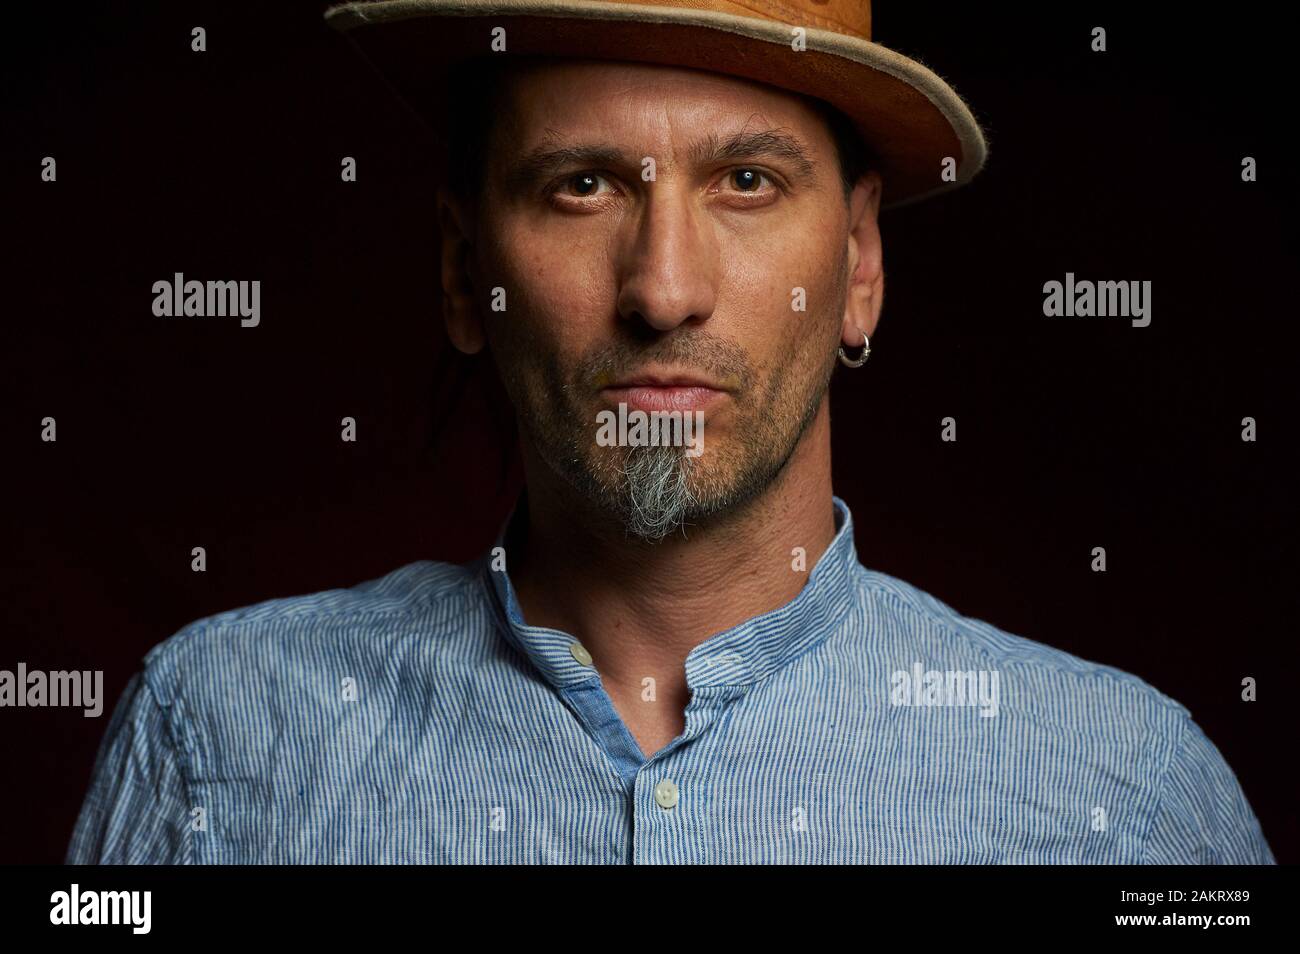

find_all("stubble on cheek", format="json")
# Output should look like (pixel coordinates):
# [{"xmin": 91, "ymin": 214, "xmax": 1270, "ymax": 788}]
[{"xmin": 477, "ymin": 218, "xmax": 850, "ymax": 531}]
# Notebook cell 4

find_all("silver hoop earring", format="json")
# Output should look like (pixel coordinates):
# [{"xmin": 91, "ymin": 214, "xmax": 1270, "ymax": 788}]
[{"xmin": 837, "ymin": 333, "xmax": 870, "ymax": 368}]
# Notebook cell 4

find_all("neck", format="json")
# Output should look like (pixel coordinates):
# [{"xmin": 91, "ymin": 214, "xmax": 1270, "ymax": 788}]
[{"xmin": 508, "ymin": 400, "xmax": 838, "ymax": 700}]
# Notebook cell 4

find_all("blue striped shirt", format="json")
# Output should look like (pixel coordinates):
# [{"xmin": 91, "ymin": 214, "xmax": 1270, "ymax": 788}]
[{"xmin": 67, "ymin": 496, "xmax": 1274, "ymax": 864}]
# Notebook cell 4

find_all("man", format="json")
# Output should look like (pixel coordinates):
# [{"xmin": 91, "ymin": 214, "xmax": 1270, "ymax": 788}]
[{"xmin": 68, "ymin": 0, "xmax": 1273, "ymax": 863}]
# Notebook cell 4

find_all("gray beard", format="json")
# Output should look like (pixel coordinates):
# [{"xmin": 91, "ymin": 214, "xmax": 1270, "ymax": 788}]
[
  {"xmin": 619, "ymin": 443, "xmax": 699, "ymax": 543},
  {"xmin": 527, "ymin": 350, "xmax": 835, "ymax": 544},
  {"xmin": 506, "ymin": 319, "xmax": 841, "ymax": 545}
]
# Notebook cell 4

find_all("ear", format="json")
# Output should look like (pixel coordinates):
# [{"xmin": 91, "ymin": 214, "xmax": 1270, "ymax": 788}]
[
  {"xmin": 841, "ymin": 170, "xmax": 884, "ymax": 349},
  {"xmin": 436, "ymin": 184, "xmax": 486, "ymax": 355}
]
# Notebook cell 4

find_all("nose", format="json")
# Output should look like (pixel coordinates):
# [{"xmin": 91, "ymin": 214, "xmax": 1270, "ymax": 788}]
[{"xmin": 615, "ymin": 189, "xmax": 718, "ymax": 333}]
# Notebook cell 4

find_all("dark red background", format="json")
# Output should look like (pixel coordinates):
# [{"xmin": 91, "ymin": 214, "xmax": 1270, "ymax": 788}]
[{"xmin": 2, "ymin": 1, "xmax": 1295, "ymax": 863}]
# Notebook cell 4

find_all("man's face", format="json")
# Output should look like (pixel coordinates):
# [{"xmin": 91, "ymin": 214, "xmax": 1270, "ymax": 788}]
[{"xmin": 459, "ymin": 60, "xmax": 875, "ymax": 541}]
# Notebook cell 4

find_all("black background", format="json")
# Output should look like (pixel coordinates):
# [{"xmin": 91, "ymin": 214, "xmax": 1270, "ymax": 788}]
[{"xmin": 2, "ymin": 1, "xmax": 1295, "ymax": 863}]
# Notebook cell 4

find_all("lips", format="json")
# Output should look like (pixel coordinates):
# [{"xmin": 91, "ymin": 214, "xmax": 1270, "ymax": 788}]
[
  {"xmin": 601, "ymin": 384, "xmax": 725, "ymax": 412},
  {"xmin": 598, "ymin": 367, "xmax": 734, "ymax": 413}
]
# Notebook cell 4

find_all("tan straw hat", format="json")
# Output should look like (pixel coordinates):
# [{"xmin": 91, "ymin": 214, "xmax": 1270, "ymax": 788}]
[{"xmin": 323, "ymin": 0, "xmax": 987, "ymax": 208}]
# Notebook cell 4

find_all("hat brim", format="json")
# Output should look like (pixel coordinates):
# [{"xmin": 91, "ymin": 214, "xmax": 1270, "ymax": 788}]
[{"xmin": 325, "ymin": 0, "xmax": 987, "ymax": 209}]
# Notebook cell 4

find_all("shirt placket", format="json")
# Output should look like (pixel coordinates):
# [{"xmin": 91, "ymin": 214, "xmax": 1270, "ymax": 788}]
[{"xmin": 555, "ymin": 637, "xmax": 752, "ymax": 864}]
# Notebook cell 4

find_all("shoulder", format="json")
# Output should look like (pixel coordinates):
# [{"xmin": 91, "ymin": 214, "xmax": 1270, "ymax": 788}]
[
  {"xmin": 845, "ymin": 567, "xmax": 1275, "ymax": 861},
  {"xmin": 137, "ymin": 559, "xmax": 485, "ymax": 708},
  {"xmin": 848, "ymin": 564, "xmax": 1190, "ymax": 731}
]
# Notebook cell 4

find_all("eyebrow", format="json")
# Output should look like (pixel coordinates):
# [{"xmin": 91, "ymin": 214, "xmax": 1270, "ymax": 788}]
[{"xmin": 501, "ymin": 127, "xmax": 819, "ymax": 190}]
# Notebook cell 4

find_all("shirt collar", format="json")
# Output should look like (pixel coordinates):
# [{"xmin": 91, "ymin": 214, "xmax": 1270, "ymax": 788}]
[{"xmin": 478, "ymin": 493, "xmax": 860, "ymax": 691}]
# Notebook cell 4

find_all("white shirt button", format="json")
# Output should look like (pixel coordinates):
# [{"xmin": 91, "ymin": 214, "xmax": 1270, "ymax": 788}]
[
  {"xmin": 654, "ymin": 779, "xmax": 679, "ymax": 809},
  {"xmin": 569, "ymin": 641, "xmax": 593, "ymax": 666}
]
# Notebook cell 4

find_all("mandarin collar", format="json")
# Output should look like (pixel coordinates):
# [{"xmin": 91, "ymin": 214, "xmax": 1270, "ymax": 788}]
[{"xmin": 478, "ymin": 494, "xmax": 859, "ymax": 691}]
